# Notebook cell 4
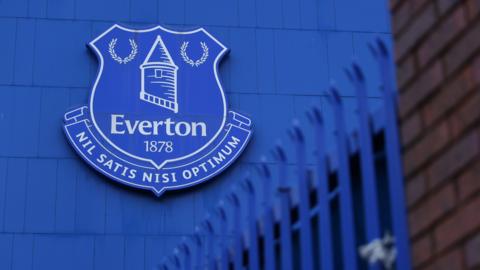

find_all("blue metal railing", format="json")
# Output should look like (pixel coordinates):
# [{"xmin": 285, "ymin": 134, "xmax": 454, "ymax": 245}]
[{"xmin": 160, "ymin": 39, "xmax": 411, "ymax": 270}]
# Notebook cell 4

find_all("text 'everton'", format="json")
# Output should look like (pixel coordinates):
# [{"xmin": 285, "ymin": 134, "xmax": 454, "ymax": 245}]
[{"xmin": 110, "ymin": 114, "xmax": 207, "ymax": 136}]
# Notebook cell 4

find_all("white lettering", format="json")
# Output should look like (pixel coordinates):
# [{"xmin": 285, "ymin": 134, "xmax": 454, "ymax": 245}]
[
  {"xmin": 76, "ymin": 132, "xmax": 89, "ymax": 142},
  {"xmin": 183, "ymin": 170, "xmax": 192, "ymax": 180},
  {"xmin": 192, "ymin": 122, "xmax": 207, "ymax": 136},
  {"xmin": 165, "ymin": 118, "xmax": 175, "ymax": 136},
  {"xmin": 228, "ymin": 136, "xmax": 240, "ymax": 148},
  {"xmin": 111, "ymin": 114, "xmax": 125, "ymax": 134},
  {"xmin": 96, "ymin": 153, "xmax": 107, "ymax": 163},
  {"xmin": 138, "ymin": 121, "xmax": 153, "ymax": 135},
  {"xmin": 110, "ymin": 115, "xmax": 207, "ymax": 137},
  {"xmin": 213, "ymin": 152, "xmax": 226, "ymax": 164},
  {"xmin": 143, "ymin": 172, "xmax": 153, "ymax": 183},
  {"xmin": 175, "ymin": 122, "xmax": 191, "ymax": 136}
]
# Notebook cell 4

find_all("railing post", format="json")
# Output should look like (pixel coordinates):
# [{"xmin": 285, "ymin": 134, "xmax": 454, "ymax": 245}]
[
  {"xmin": 307, "ymin": 106, "xmax": 334, "ymax": 270},
  {"xmin": 328, "ymin": 86, "xmax": 359, "ymax": 270},
  {"xmin": 370, "ymin": 38, "xmax": 412, "ymax": 270},
  {"xmin": 256, "ymin": 157, "xmax": 276, "ymax": 270},
  {"xmin": 289, "ymin": 121, "xmax": 314, "ymax": 270},
  {"xmin": 241, "ymin": 175, "xmax": 260, "ymax": 270},
  {"xmin": 172, "ymin": 250, "xmax": 182, "ymax": 270},
  {"xmin": 272, "ymin": 145, "xmax": 293, "ymax": 270},
  {"xmin": 227, "ymin": 190, "xmax": 244, "ymax": 270},
  {"xmin": 180, "ymin": 239, "xmax": 192, "ymax": 270},
  {"xmin": 159, "ymin": 259, "xmax": 170, "ymax": 270},
  {"xmin": 202, "ymin": 218, "xmax": 216, "ymax": 270},
  {"xmin": 193, "ymin": 228, "xmax": 204, "ymax": 270},
  {"xmin": 216, "ymin": 201, "xmax": 229, "ymax": 270},
  {"xmin": 346, "ymin": 63, "xmax": 382, "ymax": 270}
]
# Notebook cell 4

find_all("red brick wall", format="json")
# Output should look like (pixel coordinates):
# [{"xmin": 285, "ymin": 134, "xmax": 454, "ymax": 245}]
[{"xmin": 391, "ymin": 0, "xmax": 480, "ymax": 269}]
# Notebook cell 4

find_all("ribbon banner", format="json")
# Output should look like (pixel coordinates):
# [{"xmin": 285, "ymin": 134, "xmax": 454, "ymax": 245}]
[{"xmin": 64, "ymin": 107, "xmax": 251, "ymax": 196}]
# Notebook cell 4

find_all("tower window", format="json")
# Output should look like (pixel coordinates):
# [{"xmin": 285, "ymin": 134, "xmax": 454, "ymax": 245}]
[{"xmin": 154, "ymin": 69, "xmax": 164, "ymax": 78}]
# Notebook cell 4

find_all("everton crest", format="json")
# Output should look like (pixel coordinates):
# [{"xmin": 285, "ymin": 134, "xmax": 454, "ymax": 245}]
[{"xmin": 63, "ymin": 24, "xmax": 252, "ymax": 196}]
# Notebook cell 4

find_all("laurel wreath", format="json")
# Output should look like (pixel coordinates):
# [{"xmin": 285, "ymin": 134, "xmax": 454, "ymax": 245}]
[
  {"xmin": 180, "ymin": 41, "xmax": 209, "ymax": 67},
  {"xmin": 108, "ymin": 38, "xmax": 138, "ymax": 64}
]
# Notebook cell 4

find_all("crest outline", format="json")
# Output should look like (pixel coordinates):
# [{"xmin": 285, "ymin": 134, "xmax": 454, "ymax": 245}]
[{"xmin": 88, "ymin": 24, "xmax": 228, "ymax": 169}]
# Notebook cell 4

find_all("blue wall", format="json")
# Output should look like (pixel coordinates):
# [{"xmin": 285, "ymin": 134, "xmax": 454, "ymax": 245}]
[{"xmin": 0, "ymin": 0, "xmax": 392, "ymax": 269}]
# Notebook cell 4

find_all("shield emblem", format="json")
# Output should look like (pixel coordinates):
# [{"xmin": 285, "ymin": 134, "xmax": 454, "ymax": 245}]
[
  {"xmin": 64, "ymin": 25, "xmax": 252, "ymax": 196},
  {"xmin": 90, "ymin": 25, "xmax": 227, "ymax": 169}
]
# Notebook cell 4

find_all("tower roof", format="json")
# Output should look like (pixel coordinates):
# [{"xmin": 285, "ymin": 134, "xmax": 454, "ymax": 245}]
[{"xmin": 142, "ymin": 35, "xmax": 177, "ymax": 67}]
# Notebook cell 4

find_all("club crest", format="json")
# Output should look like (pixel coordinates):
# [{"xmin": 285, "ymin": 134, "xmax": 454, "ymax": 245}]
[{"xmin": 63, "ymin": 25, "xmax": 252, "ymax": 196}]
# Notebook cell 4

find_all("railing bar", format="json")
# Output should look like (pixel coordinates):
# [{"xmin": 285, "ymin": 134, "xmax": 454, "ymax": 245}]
[
  {"xmin": 275, "ymin": 145, "xmax": 294, "ymax": 270},
  {"xmin": 310, "ymin": 107, "xmax": 334, "ymax": 270},
  {"xmin": 350, "ymin": 63, "xmax": 382, "ymax": 270},
  {"xmin": 227, "ymin": 191, "xmax": 243, "ymax": 270},
  {"xmin": 243, "ymin": 177, "xmax": 260, "ymax": 270},
  {"xmin": 291, "ymin": 124, "xmax": 314, "ymax": 270},
  {"xmin": 203, "ymin": 219, "xmax": 216, "ymax": 269},
  {"xmin": 329, "ymin": 86, "xmax": 359, "ymax": 270},
  {"xmin": 374, "ymin": 39, "xmax": 412, "ymax": 270},
  {"xmin": 193, "ymin": 232, "xmax": 203, "ymax": 270},
  {"xmin": 217, "ymin": 204, "xmax": 229, "ymax": 270},
  {"xmin": 258, "ymin": 161, "xmax": 276, "ymax": 270}
]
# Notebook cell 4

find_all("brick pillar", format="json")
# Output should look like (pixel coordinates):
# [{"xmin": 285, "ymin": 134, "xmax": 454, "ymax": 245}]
[{"xmin": 391, "ymin": 0, "xmax": 480, "ymax": 269}]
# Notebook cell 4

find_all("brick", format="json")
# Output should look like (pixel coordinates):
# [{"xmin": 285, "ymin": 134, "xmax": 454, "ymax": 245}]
[
  {"xmin": 412, "ymin": 0, "xmax": 430, "ymax": 14},
  {"xmin": 401, "ymin": 112, "xmax": 423, "ymax": 147},
  {"xmin": 437, "ymin": 0, "xmax": 462, "ymax": 16},
  {"xmin": 448, "ymin": 90, "xmax": 480, "ymax": 138},
  {"xmin": 406, "ymin": 173, "xmax": 428, "ymax": 207},
  {"xmin": 434, "ymin": 193, "xmax": 480, "ymax": 251},
  {"xmin": 393, "ymin": 1, "xmax": 412, "ymax": 35},
  {"xmin": 422, "ymin": 67, "xmax": 475, "ymax": 126},
  {"xmin": 397, "ymin": 56, "xmax": 416, "ymax": 90},
  {"xmin": 465, "ymin": 232, "xmax": 480, "ymax": 268},
  {"xmin": 475, "ymin": 54, "xmax": 480, "ymax": 79},
  {"xmin": 417, "ymin": 5, "xmax": 467, "ymax": 68},
  {"xmin": 412, "ymin": 234, "xmax": 433, "ymax": 267},
  {"xmin": 466, "ymin": 0, "xmax": 480, "ymax": 20},
  {"xmin": 444, "ymin": 19, "xmax": 480, "ymax": 76},
  {"xmin": 428, "ymin": 130, "xmax": 480, "ymax": 188},
  {"xmin": 458, "ymin": 161, "xmax": 480, "ymax": 200},
  {"xmin": 395, "ymin": 3, "xmax": 437, "ymax": 60},
  {"xmin": 409, "ymin": 184, "xmax": 456, "ymax": 236},
  {"xmin": 399, "ymin": 61, "xmax": 443, "ymax": 118},
  {"xmin": 423, "ymin": 249, "xmax": 464, "ymax": 270},
  {"xmin": 404, "ymin": 121, "xmax": 450, "ymax": 176},
  {"xmin": 390, "ymin": 0, "xmax": 403, "ymax": 11}
]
